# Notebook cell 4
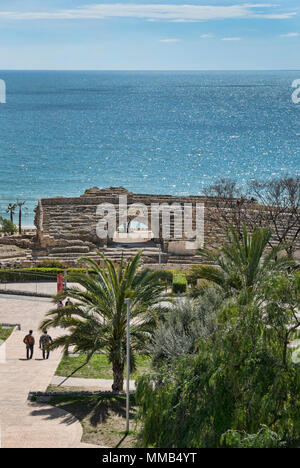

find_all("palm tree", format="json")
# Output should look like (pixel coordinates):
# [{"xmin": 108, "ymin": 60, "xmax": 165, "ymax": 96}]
[
  {"xmin": 196, "ymin": 225, "xmax": 294, "ymax": 298},
  {"xmin": 16, "ymin": 201, "xmax": 26, "ymax": 235},
  {"xmin": 6, "ymin": 203, "xmax": 17, "ymax": 223},
  {"xmin": 39, "ymin": 251, "xmax": 169, "ymax": 391}
]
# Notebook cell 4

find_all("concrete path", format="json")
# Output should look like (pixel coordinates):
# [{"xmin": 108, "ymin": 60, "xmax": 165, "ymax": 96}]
[
  {"xmin": 51, "ymin": 375, "xmax": 136, "ymax": 390},
  {"xmin": 0, "ymin": 282, "xmax": 79, "ymax": 296},
  {"xmin": 0, "ymin": 295, "xmax": 99, "ymax": 448}
]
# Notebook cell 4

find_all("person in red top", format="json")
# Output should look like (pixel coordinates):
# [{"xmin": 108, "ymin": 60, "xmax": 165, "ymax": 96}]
[{"xmin": 23, "ymin": 330, "xmax": 35, "ymax": 360}]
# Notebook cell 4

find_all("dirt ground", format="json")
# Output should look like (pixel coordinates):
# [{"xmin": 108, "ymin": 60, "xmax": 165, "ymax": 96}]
[{"xmin": 47, "ymin": 385, "xmax": 139, "ymax": 448}]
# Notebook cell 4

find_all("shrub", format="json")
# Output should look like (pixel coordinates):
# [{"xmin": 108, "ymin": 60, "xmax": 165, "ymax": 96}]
[
  {"xmin": 188, "ymin": 280, "xmax": 216, "ymax": 298},
  {"xmin": 172, "ymin": 273, "xmax": 187, "ymax": 294},
  {"xmin": 35, "ymin": 259, "xmax": 68, "ymax": 269},
  {"xmin": 0, "ymin": 217, "xmax": 17, "ymax": 235},
  {"xmin": 151, "ymin": 270, "xmax": 173, "ymax": 286},
  {"xmin": 220, "ymin": 426, "xmax": 282, "ymax": 449},
  {"xmin": 136, "ymin": 299, "xmax": 300, "ymax": 448},
  {"xmin": 0, "ymin": 268, "xmax": 86, "ymax": 283},
  {"xmin": 149, "ymin": 289, "xmax": 222, "ymax": 365},
  {"xmin": 187, "ymin": 265, "xmax": 213, "ymax": 286}
]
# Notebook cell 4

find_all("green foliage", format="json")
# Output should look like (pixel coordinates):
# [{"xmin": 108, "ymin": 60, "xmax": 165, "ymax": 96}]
[
  {"xmin": 221, "ymin": 426, "xmax": 281, "ymax": 448},
  {"xmin": 0, "ymin": 267, "xmax": 85, "ymax": 283},
  {"xmin": 136, "ymin": 300, "xmax": 300, "ymax": 447},
  {"xmin": 0, "ymin": 325, "xmax": 13, "ymax": 342},
  {"xmin": 136, "ymin": 227, "xmax": 300, "ymax": 448},
  {"xmin": 187, "ymin": 266, "xmax": 214, "ymax": 287},
  {"xmin": 0, "ymin": 217, "xmax": 17, "ymax": 235},
  {"xmin": 149, "ymin": 289, "xmax": 222, "ymax": 364},
  {"xmin": 172, "ymin": 273, "xmax": 188, "ymax": 294},
  {"xmin": 197, "ymin": 224, "xmax": 294, "ymax": 297},
  {"xmin": 39, "ymin": 251, "xmax": 170, "ymax": 392},
  {"xmin": 188, "ymin": 280, "xmax": 216, "ymax": 298},
  {"xmin": 55, "ymin": 353, "xmax": 151, "ymax": 380},
  {"xmin": 35, "ymin": 259, "xmax": 68, "ymax": 269}
]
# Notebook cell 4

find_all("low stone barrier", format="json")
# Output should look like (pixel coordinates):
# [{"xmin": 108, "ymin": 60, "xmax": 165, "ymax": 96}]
[
  {"xmin": 0, "ymin": 323, "xmax": 20, "ymax": 363},
  {"xmin": 0, "ymin": 289, "xmax": 52, "ymax": 298},
  {"xmin": 0, "ymin": 323, "xmax": 21, "ymax": 330},
  {"xmin": 28, "ymin": 389, "xmax": 136, "ymax": 402}
]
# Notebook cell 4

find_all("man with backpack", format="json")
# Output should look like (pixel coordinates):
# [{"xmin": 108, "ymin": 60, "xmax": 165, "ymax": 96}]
[
  {"xmin": 39, "ymin": 330, "xmax": 53, "ymax": 360},
  {"xmin": 23, "ymin": 330, "xmax": 35, "ymax": 360}
]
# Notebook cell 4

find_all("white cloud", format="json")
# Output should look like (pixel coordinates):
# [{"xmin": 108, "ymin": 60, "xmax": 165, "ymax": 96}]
[
  {"xmin": 222, "ymin": 37, "xmax": 241, "ymax": 41},
  {"xmin": 260, "ymin": 13, "xmax": 297, "ymax": 19},
  {"xmin": 200, "ymin": 34, "xmax": 214, "ymax": 39},
  {"xmin": 280, "ymin": 32, "xmax": 300, "ymax": 37},
  {"xmin": 0, "ymin": 4, "xmax": 296, "ymax": 22},
  {"xmin": 160, "ymin": 38, "xmax": 181, "ymax": 43}
]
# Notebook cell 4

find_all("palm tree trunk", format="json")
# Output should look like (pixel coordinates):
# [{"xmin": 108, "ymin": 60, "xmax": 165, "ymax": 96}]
[
  {"xmin": 112, "ymin": 361, "xmax": 124, "ymax": 392},
  {"xmin": 19, "ymin": 208, "xmax": 22, "ymax": 235}
]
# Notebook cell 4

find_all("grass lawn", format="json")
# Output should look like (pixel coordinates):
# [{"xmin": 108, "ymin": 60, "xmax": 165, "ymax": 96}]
[
  {"xmin": 47, "ymin": 387, "xmax": 139, "ymax": 448},
  {"xmin": 55, "ymin": 353, "xmax": 151, "ymax": 380},
  {"xmin": 0, "ymin": 325, "xmax": 13, "ymax": 342}
]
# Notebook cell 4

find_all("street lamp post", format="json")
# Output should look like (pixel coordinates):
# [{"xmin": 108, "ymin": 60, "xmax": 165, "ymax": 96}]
[
  {"xmin": 63, "ymin": 268, "xmax": 67, "ymax": 290},
  {"xmin": 156, "ymin": 243, "xmax": 162, "ymax": 269},
  {"xmin": 102, "ymin": 251, "xmax": 105, "ymax": 273},
  {"xmin": 124, "ymin": 298, "xmax": 131, "ymax": 433}
]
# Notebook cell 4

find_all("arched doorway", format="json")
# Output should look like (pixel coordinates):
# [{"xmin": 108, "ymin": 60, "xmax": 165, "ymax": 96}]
[{"xmin": 113, "ymin": 220, "xmax": 155, "ymax": 245}]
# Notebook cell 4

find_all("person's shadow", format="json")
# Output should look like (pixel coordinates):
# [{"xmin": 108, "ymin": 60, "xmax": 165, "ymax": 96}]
[{"xmin": 19, "ymin": 358, "xmax": 44, "ymax": 361}]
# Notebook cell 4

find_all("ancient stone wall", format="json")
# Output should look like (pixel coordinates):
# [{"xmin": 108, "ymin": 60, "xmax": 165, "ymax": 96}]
[{"xmin": 34, "ymin": 187, "xmax": 300, "ymax": 261}]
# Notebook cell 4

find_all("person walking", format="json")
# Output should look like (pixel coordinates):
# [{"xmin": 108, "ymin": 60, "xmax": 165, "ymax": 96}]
[
  {"xmin": 39, "ymin": 330, "xmax": 53, "ymax": 360},
  {"xmin": 23, "ymin": 330, "xmax": 35, "ymax": 360}
]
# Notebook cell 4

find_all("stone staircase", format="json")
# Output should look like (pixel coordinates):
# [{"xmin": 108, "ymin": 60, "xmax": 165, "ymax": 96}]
[
  {"xmin": 0, "ymin": 245, "xmax": 33, "ymax": 268},
  {"xmin": 31, "ymin": 239, "xmax": 209, "ymax": 268}
]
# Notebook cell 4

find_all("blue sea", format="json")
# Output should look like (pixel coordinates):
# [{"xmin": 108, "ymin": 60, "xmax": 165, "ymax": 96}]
[{"xmin": 0, "ymin": 70, "xmax": 299, "ymax": 225}]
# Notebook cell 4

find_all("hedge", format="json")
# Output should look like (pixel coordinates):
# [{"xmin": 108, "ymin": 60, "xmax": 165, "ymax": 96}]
[
  {"xmin": 172, "ymin": 273, "xmax": 188, "ymax": 294},
  {"xmin": 0, "ymin": 268, "xmax": 86, "ymax": 283},
  {"xmin": 0, "ymin": 266, "xmax": 208, "ymax": 285}
]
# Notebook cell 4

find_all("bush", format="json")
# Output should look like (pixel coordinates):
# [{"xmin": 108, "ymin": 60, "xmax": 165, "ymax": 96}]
[
  {"xmin": 220, "ymin": 426, "xmax": 282, "ymax": 448},
  {"xmin": 172, "ymin": 273, "xmax": 188, "ymax": 294},
  {"xmin": 0, "ymin": 217, "xmax": 17, "ymax": 235},
  {"xmin": 187, "ymin": 265, "xmax": 213, "ymax": 286},
  {"xmin": 188, "ymin": 280, "xmax": 216, "ymax": 298},
  {"xmin": 0, "ymin": 268, "xmax": 86, "ymax": 283},
  {"xmin": 136, "ymin": 300, "xmax": 300, "ymax": 448},
  {"xmin": 151, "ymin": 270, "xmax": 173, "ymax": 286},
  {"xmin": 35, "ymin": 259, "xmax": 68, "ymax": 269},
  {"xmin": 149, "ymin": 289, "xmax": 222, "ymax": 365}
]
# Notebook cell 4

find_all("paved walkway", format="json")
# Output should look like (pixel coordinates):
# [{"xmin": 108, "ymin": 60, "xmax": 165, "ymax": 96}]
[
  {"xmin": 0, "ymin": 282, "xmax": 79, "ymax": 296},
  {"xmin": 51, "ymin": 375, "xmax": 136, "ymax": 390},
  {"xmin": 0, "ymin": 295, "xmax": 99, "ymax": 448}
]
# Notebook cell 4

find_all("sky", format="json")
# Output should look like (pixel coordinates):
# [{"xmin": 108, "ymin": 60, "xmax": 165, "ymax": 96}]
[{"xmin": 0, "ymin": 0, "xmax": 299, "ymax": 70}]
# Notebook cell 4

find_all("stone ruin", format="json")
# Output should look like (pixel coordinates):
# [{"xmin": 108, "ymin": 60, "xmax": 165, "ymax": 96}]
[
  {"xmin": 0, "ymin": 186, "xmax": 299, "ymax": 268},
  {"xmin": 30, "ymin": 186, "xmax": 300, "ymax": 267}
]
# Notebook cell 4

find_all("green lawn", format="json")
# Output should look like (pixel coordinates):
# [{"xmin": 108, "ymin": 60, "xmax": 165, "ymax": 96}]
[
  {"xmin": 55, "ymin": 353, "xmax": 151, "ymax": 380},
  {"xmin": 0, "ymin": 325, "xmax": 13, "ymax": 342}
]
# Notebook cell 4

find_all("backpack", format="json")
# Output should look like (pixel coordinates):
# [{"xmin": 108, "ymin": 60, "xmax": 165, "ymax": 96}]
[{"xmin": 40, "ymin": 334, "xmax": 51, "ymax": 347}]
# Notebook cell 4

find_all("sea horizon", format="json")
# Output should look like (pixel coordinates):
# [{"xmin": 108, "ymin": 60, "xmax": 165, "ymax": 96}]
[{"xmin": 1, "ymin": 69, "xmax": 299, "ymax": 226}]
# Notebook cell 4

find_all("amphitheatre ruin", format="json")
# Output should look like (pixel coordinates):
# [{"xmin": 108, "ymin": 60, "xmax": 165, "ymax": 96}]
[{"xmin": 0, "ymin": 186, "xmax": 299, "ymax": 268}]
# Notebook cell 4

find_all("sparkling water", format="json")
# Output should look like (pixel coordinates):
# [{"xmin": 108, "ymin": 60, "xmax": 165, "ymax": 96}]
[{"xmin": 0, "ymin": 70, "xmax": 299, "ymax": 225}]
